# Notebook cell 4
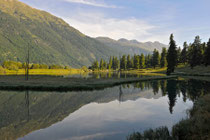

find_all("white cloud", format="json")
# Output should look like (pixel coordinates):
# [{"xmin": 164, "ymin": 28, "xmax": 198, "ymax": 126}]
[
  {"xmin": 63, "ymin": 0, "xmax": 118, "ymax": 8},
  {"xmin": 63, "ymin": 13, "xmax": 171, "ymax": 44}
]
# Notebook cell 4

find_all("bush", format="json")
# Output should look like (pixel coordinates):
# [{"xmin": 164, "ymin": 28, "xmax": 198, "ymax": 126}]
[
  {"xmin": 81, "ymin": 66, "xmax": 88, "ymax": 72},
  {"xmin": 127, "ymin": 127, "xmax": 172, "ymax": 140},
  {"xmin": 3, "ymin": 61, "xmax": 19, "ymax": 70},
  {"xmin": 31, "ymin": 64, "xmax": 40, "ymax": 69},
  {"xmin": 0, "ymin": 66, "xmax": 6, "ymax": 73},
  {"xmin": 64, "ymin": 66, "xmax": 71, "ymax": 69},
  {"xmin": 49, "ymin": 64, "xmax": 64, "ymax": 69},
  {"xmin": 39, "ymin": 64, "xmax": 49, "ymax": 69}
]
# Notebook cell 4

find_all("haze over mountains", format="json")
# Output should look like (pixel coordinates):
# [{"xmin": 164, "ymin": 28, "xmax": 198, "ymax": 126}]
[{"xmin": 0, "ymin": 0, "xmax": 167, "ymax": 68}]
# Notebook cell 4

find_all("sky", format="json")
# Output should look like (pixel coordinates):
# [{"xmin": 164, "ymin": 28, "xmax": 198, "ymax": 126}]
[{"xmin": 19, "ymin": 0, "xmax": 210, "ymax": 46}]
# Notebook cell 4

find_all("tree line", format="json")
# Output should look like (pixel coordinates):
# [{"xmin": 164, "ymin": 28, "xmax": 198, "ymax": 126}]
[
  {"xmin": 90, "ymin": 34, "xmax": 210, "ymax": 75},
  {"xmin": 90, "ymin": 48, "xmax": 167, "ymax": 71},
  {"xmin": 0, "ymin": 61, "xmax": 71, "ymax": 70}
]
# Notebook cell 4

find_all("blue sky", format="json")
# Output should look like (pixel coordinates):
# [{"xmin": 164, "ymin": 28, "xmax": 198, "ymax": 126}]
[{"xmin": 19, "ymin": 0, "xmax": 210, "ymax": 46}]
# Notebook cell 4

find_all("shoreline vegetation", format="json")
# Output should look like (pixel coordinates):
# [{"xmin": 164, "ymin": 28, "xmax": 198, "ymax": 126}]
[{"xmin": 127, "ymin": 94, "xmax": 210, "ymax": 140}]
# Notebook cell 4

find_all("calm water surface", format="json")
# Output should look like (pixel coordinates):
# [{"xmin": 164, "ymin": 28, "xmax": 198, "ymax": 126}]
[{"xmin": 0, "ymin": 79, "xmax": 208, "ymax": 140}]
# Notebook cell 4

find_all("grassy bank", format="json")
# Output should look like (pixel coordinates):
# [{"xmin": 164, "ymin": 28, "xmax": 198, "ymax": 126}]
[
  {"xmin": 0, "ymin": 75, "xmax": 176, "ymax": 91},
  {"xmin": 127, "ymin": 94, "xmax": 210, "ymax": 140},
  {"xmin": 0, "ymin": 68, "xmax": 83, "ymax": 75},
  {"xmin": 174, "ymin": 65, "xmax": 210, "ymax": 76}
]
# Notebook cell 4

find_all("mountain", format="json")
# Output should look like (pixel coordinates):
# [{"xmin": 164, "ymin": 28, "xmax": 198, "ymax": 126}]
[
  {"xmin": 0, "ymin": 83, "xmax": 162, "ymax": 139},
  {"xmin": 97, "ymin": 37, "xmax": 168, "ymax": 52},
  {"xmin": 0, "ymin": 0, "xmax": 166, "ymax": 68}
]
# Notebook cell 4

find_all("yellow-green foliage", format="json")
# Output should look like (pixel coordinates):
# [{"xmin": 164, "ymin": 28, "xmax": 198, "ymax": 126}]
[
  {"xmin": 2, "ymin": 69, "xmax": 82, "ymax": 76},
  {"xmin": 0, "ymin": 66, "xmax": 5, "ymax": 74},
  {"xmin": 3, "ymin": 61, "xmax": 22, "ymax": 70}
]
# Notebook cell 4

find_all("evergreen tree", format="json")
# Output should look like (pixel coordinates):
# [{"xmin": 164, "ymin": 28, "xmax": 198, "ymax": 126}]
[
  {"xmin": 100, "ymin": 58, "xmax": 104, "ymax": 70},
  {"xmin": 92, "ymin": 60, "xmax": 99, "ymax": 70},
  {"xmin": 145, "ymin": 54, "xmax": 152, "ymax": 68},
  {"xmin": 134, "ymin": 54, "xmax": 140, "ymax": 69},
  {"xmin": 201, "ymin": 42, "xmax": 206, "ymax": 64},
  {"xmin": 189, "ymin": 36, "xmax": 202, "ymax": 68},
  {"xmin": 139, "ymin": 53, "xmax": 145, "ymax": 69},
  {"xmin": 127, "ymin": 55, "xmax": 132, "ymax": 69},
  {"xmin": 131, "ymin": 57, "xmax": 134, "ymax": 68},
  {"xmin": 167, "ymin": 34, "xmax": 177, "ymax": 75},
  {"xmin": 108, "ymin": 56, "xmax": 112, "ymax": 70},
  {"xmin": 180, "ymin": 42, "xmax": 188, "ymax": 64},
  {"xmin": 152, "ymin": 49, "xmax": 160, "ymax": 68},
  {"xmin": 120, "ymin": 55, "xmax": 127, "ymax": 70},
  {"xmin": 177, "ymin": 47, "xmax": 181, "ymax": 64},
  {"xmin": 160, "ymin": 47, "xmax": 167, "ymax": 68},
  {"xmin": 112, "ymin": 56, "xmax": 120, "ymax": 70},
  {"xmin": 204, "ymin": 39, "xmax": 210, "ymax": 66}
]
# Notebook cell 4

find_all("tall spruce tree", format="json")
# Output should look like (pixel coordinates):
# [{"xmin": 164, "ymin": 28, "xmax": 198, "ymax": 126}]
[
  {"xmin": 160, "ymin": 47, "xmax": 167, "ymax": 68},
  {"xmin": 177, "ymin": 47, "xmax": 181, "ymax": 64},
  {"xmin": 167, "ymin": 34, "xmax": 177, "ymax": 75},
  {"xmin": 152, "ymin": 49, "xmax": 160, "ymax": 69},
  {"xmin": 204, "ymin": 38, "xmax": 210, "ymax": 66},
  {"xmin": 139, "ymin": 53, "xmax": 145, "ymax": 69},
  {"xmin": 112, "ymin": 56, "xmax": 119, "ymax": 70},
  {"xmin": 134, "ymin": 54, "xmax": 140, "ymax": 69},
  {"xmin": 120, "ymin": 55, "xmax": 127, "ymax": 70},
  {"xmin": 108, "ymin": 56, "xmax": 112, "ymax": 70},
  {"xmin": 145, "ymin": 54, "xmax": 152, "ymax": 68},
  {"xmin": 180, "ymin": 42, "xmax": 188, "ymax": 64},
  {"xmin": 92, "ymin": 60, "xmax": 99, "ymax": 70},
  {"xmin": 100, "ymin": 58, "xmax": 104, "ymax": 70},
  {"xmin": 189, "ymin": 36, "xmax": 202, "ymax": 68},
  {"xmin": 127, "ymin": 55, "xmax": 132, "ymax": 69}
]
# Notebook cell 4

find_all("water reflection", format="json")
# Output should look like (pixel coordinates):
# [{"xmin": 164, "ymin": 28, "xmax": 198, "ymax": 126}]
[
  {"xmin": 64, "ymin": 72, "xmax": 163, "ymax": 79},
  {"xmin": 0, "ymin": 79, "xmax": 209, "ymax": 140}
]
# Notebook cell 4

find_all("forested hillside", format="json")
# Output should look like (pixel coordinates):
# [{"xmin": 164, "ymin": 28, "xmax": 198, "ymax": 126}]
[{"xmin": 0, "ymin": 0, "xmax": 166, "ymax": 68}]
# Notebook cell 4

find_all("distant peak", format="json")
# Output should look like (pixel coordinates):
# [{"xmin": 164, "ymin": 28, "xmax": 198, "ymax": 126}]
[
  {"xmin": 118, "ymin": 38, "xmax": 129, "ymax": 42},
  {"xmin": 130, "ymin": 39, "xmax": 139, "ymax": 44}
]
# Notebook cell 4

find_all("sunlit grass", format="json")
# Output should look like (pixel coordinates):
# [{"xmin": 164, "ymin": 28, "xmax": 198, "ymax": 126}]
[{"xmin": 0, "ymin": 69, "xmax": 83, "ymax": 76}]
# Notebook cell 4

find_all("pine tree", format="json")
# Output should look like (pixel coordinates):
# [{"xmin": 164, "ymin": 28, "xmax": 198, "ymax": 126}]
[
  {"xmin": 108, "ymin": 56, "xmax": 112, "ymax": 70},
  {"xmin": 152, "ymin": 49, "xmax": 160, "ymax": 69},
  {"xmin": 167, "ymin": 34, "xmax": 177, "ymax": 75},
  {"xmin": 134, "ymin": 54, "xmax": 140, "ymax": 69},
  {"xmin": 204, "ymin": 38, "xmax": 210, "ymax": 66},
  {"xmin": 189, "ymin": 36, "xmax": 202, "ymax": 69},
  {"xmin": 127, "ymin": 55, "xmax": 132, "ymax": 69},
  {"xmin": 145, "ymin": 54, "xmax": 152, "ymax": 68},
  {"xmin": 100, "ymin": 58, "xmax": 104, "ymax": 70},
  {"xmin": 180, "ymin": 42, "xmax": 188, "ymax": 64},
  {"xmin": 177, "ymin": 47, "xmax": 181, "ymax": 64},
  {"xmin": 112, "ymin": 56, "xmax": 119, "ymax": 70},
  {"xmin": 92, "ymin": 60, "xmax": 99, "ymax": 70},
  {"xmin": 160, "ymin": 47, "xmax": 167, "ymax": 68},
  {"xmin": 139, "ymin": 53, "xmax": 145, "ymax": 69},
  {"xmin": 120, "ymin": 55, "xmax": 127, "ymax": 70}
]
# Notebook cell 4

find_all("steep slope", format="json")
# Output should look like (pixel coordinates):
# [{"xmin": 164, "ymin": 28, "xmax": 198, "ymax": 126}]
[
  {"xmin": 0, "ymin": 0, "xmax": 119, "ymax": 67},
  {"xmin": 97, "ymin": 37, "xmax": 167, "ymax": 52},
  {"xmin": 0, "ymin": 0, "xmax": 165, "ymax": 68}
]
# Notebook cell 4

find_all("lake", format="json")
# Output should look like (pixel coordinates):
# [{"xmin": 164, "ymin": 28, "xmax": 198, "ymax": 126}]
[{"xmin": 0, "ymin": 79, "xmax": 208, "ymax": 140}]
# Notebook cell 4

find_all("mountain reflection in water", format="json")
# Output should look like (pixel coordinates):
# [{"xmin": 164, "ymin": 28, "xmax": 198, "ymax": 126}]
[{"xmin": 0, "ymin": 79, "xmax": 209, "ymax": 140}]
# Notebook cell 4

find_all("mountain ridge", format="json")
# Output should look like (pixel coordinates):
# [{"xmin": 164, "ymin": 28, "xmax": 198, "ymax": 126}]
[{"xmin": 0, "ymin": 0, "xmax": 167, "ymax": 68}]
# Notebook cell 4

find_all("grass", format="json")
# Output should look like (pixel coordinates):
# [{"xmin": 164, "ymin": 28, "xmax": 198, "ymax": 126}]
[
  {"xmin": 127, "ymin": 127, "xmax": 172, "ymax": 140},
  {"xmin": 172, "ymin": 94, "xmax": 210, "ymax": 140},
  {"xmin": 0, "ymin": 75, "xmax": 176, "ymax": 91},
  {"xmin": 0, "ymin": 68, "xmax": 83, "ymax": 75},
  {"xmin": 174, "ymin": 65, "xmax": 210, "ymax": 76}
]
